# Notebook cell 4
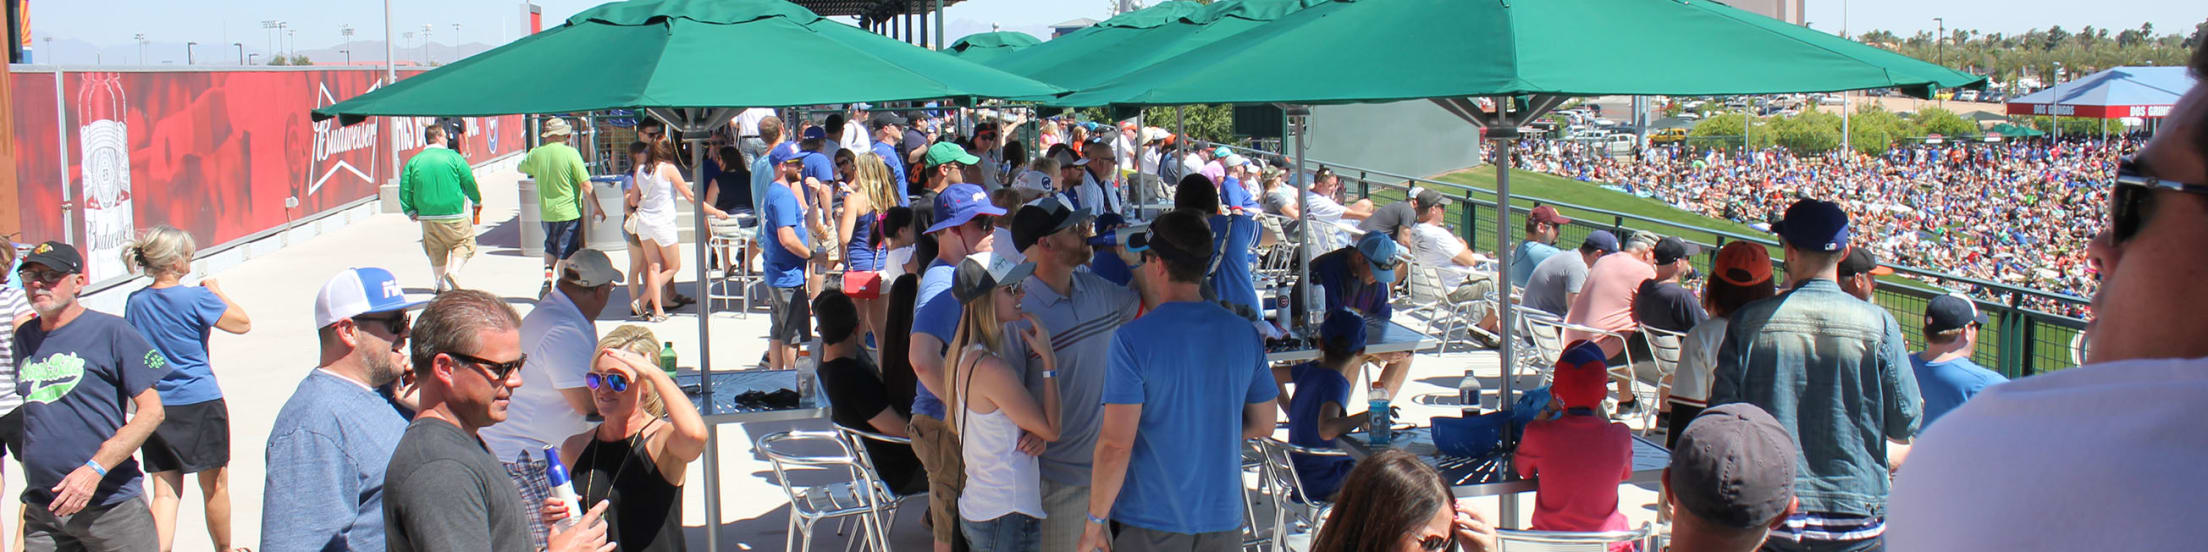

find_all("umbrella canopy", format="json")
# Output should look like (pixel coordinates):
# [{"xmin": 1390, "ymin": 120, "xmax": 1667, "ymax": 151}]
[
  {"xmin": 1055, "ymin": 0, "xmax": 1984, "ymax": 106},
  {"xmin": 2005, "ymin": 66, "xmax": 2195, "ymax": 119},
  {"xmin": 1989, "ymin": 122, "xmax": 2046, "ymax": 137},
  {"xmin": 987, "ymin": 1, "xmax": 1207, "ymax": 84},
  {"xmin": 995, "ymin": 0, "xmax": 1328, "ymax": 97},
  {"xmin": 312, "ymin": 0, "xmax": 1062, "ymax": 124},
  {"xmin": 948, "ymin": 31, "xmax": 1042, "ymax": 63}
]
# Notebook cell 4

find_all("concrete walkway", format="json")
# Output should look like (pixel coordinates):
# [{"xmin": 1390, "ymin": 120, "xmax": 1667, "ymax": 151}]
[{"xmin": 7, "ymin": 159, "xmax": 1665, "ymax": 551}]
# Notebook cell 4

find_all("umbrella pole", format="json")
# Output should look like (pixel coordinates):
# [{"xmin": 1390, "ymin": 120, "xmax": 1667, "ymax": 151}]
[
  {"xmin": 1288, "ymin": 105, "xmax": 1312, "ymax": 335},
  {"xmin": 681, "ymin": 117, "xmax": 723, "ymax": 552},
  {"xmin": 1489, "ymin": 95, "xmax": 1521, "ymax": 529}
]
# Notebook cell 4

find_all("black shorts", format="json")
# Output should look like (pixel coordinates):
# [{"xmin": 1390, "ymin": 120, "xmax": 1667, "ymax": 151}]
[
  {"xmin": 543, "ymin": 219, "xmax": 585, "ymax": 260},
  {"xmin": 0, "ymin": 407, "xmax": 22, "ymax": 460},
  {"xmin": 141, "ymin": 399, "xmax": 231, "ymax": 474},
  {"xmin": 767, "ymin": 286, "xmax": 812, "ymax": 344}
]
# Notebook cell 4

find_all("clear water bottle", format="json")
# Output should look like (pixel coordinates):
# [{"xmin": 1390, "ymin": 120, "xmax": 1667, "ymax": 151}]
[
  {"xmin": 795, "ymin": 345, "xmax": 819, "ymax": 404},
  {"xmin": 659, "ymin": 341, "xmax": 678, "ymax": 379},
  {"xmin": 1368, "ymin": 383, "xmax": 1393, "ymax": 446}
]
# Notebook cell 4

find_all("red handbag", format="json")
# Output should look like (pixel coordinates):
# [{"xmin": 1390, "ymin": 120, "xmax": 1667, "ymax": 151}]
[{"xmin": 839, "ymin": 211, "xmax": 889, "ymax": 299}]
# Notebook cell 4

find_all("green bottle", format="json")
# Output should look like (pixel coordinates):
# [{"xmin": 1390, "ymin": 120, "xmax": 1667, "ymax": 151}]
[{"xmin": 659, "ymin": 341, "xmax": 678, "ymax": 378}]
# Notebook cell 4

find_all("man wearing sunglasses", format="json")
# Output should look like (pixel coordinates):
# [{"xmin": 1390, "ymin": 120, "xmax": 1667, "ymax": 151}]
[
  {"xmin": 383, "ymin": 290, "xmax": 611, "ymax": 552},
  {"xmin": 263, "ymin": 267, "xmax": 425, "ymax": 551},
  {"xmin": 1304, "ymin": 231, "xmax": 1416, "ymax": 398},
  {"xmin": 908, "ymin": 182, "xmax": 1004, "ymax": 552},
  {"xmin": 11, "ymin": 241, "xmax": 168, "ymax": 550},
  {"xmin": 1889, "ymin": 42, "xmax": 2208, "ymax": 550}
]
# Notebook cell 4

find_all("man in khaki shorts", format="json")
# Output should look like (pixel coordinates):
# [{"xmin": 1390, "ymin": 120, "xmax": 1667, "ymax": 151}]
[{"xmin": 399, "ymin": 124, "xmax": 483, "ymax": 292}]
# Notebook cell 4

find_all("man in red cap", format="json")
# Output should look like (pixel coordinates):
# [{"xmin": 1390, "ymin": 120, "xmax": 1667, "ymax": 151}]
[
  {"xmin": 1516, "ymin": 340, "xmax": 1634, "ymax": 541},
  {"xmin": 1511, "ymin": 205, "xmax": 1575, "ymax": 287}
]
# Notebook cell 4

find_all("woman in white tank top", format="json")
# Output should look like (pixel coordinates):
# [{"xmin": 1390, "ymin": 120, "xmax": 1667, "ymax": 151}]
[
  {"xmin": 626, "ymin": 140, "xmax": 729, "ymax": 321},
  {"xmin": 943, "ymin": 252, "xmax": 1059, "ymax": 552}
]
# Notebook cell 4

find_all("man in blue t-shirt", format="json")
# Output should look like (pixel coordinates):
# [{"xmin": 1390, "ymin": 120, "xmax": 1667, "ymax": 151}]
[
  {"xmin": 868, "ymin": 112, "xmax": 910, "ymax": 203},
  {"xmin": 1079, "ymin": 211, "xmax": 1279, "ymax": 551},
  {"xmin": 1173, "ymin": 174, "xmax": 1261, "ymax": 318},
  {"xmin": 905, "ymin": 181, "xmax": 1003, "ymax": 551},
  {"xmin": 1511, "ymin": 205, "xmax": 1573, "ymax": 287},
  {"xmin": 11, "ymin": 242, "xmax": 168, "ymax": 549},
  {"xmin": 1308, "ymin": 231, "xmax": 1417, "ymax": 397},
  {"xmin": 762, "ymin": 143, "xmax": 815, "ymax": 373},
  {"xmin": 1909, "ymin": 294, "xmax": 2008, "ymax": 430}
]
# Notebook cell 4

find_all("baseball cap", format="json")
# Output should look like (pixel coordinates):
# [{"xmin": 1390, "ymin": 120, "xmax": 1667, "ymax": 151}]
[
  {"xmin": 1924, "ymin": 293, "xmax": 1988, "ymax": 333},
  {"xmin": 541, "ymin": 117, "xmax": 574, "ymax": 138},
  {"xmin": 21, "ymin": 241, "xmax": 83, "ymax": 274},
  {"xmin": 924, "ymin": 183, "xmax": 1007, "ymax": 234},
  {"xmin": 1222, "ymin": 154, "xmax": 1251, "ymax": 168},
  {"xmin": 1414, "ymin": 189, "xmax": 1451, "ymax": 211},
  {"xmin": 1011, "ymin": 196, "xmax": 1093, "ymax": 253},
  {"xmin": 1670, "ymin": 404, "xmax": 1799, "ymax": 529},
  {"xmin": 869, "ymin": 111, "xmax": 906, "ymax": 130},
  {"xmin": 1049, "ymin": 147, "xmax": 1087, "ymax": 167},
  {"xmin": 951, "ymin": 251, "xmax": 1035, "ymax": 305},
  {"xmin": 925, "ymin": 142, "xmax": 982, "ymax": 168},
  {"xmin": 314, "ymin": 267, "xmax": 427, "ymax": 329},
  {"xmin": 1712, "ymin": 241, "xmax": 1775, "ymax": 286},
  {"xmin": 1212, "ymin": 146, "xmax": 1233, "ymax": 158},
  {"xmin": 1529, "ymin": 205, "xmax": 1573, "ymax": 225},
  {"xmin": 768, "ymin": 142, "xmax": 806, "ymax": 166},
  {"xmin": 1773, "ymin": 199, "xmax": 1851, "ymax": 252},
  {"xmin": 1319, "ymin": 309, "xmax": 1369, "ymax": 356},
  {"xmin": 1653, "ymin": 236, "xmax": 1697, "ymax": 266},
  {"xmin": 1579, "ymin": 230, "xmax": 1620, "ymax": 254},
  {"xmin": 559, "ymin": 249, "xmax": 624, "ymax": 287},
  {"xmin": 801, "ymin": 126, "xmax": 826, "ymax": 140},
  {"xmin": 1354, "ymin": 231, "xmax": 1401, "ymax": 285},
  {"xmin": 1838, "ymin": 247, "xmax": 1894, "ymax": 278},
  {"xmin": 1011, "ymin": 169, "xmax": 1055, "ymax": 194},
  {"xmin": 1626, "ymin": 230, "xmax": 1662, "ymax": 252},
  {"xmin": 1552, "ymin": 340, "xmax": 1611, "ymax": 408}
]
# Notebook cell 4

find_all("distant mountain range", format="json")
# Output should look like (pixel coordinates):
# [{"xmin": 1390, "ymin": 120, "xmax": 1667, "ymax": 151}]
[{"xmin": 27, "ymin": 37, "xmax": 493, "ymax": 67}]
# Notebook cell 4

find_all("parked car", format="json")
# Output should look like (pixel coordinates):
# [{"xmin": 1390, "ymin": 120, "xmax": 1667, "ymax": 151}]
[
  {"xmin": 1819, "ymin": 94, "xmax": 1845, "ymax": 106},
  {"xmin": 1650, "ymin": 128, "xmax": 1690, "ymax": 144},
  {"xmin": 1957, "ymin": 90, "xmax": 1980, "ymax": 102},
  {"xmin": 1678, "ymin": 111, "xmax": 1702, "ymax": 120}
]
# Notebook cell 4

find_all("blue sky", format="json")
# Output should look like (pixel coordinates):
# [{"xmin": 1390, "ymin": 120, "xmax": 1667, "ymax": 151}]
[{"xmin": 29, "ymin": 0, "xmax": 2207, "ymax": 65}]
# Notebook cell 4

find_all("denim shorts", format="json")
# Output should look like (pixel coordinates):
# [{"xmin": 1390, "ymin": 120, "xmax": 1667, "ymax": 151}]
[
  {"xmin": 961, "ymin": 512, "xmax": 1040, "ymax": 552},
  {"xmin": 542, "ymin": 219, "xmax": 584, "ymax": 260}
]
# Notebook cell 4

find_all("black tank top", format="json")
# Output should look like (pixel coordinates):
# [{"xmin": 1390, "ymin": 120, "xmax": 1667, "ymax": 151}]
[{"xmin": 572, "ymin": 422, "xmax": 684, "ymax": 552}]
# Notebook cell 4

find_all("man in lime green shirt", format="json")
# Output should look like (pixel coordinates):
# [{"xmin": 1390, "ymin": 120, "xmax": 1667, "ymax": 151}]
[
  {"xmin": 517, "ymin": 117, "xmax": 603, "ymax": 297},
  {"xmin": 399, "ymin": 124, "xmax": 481, "ymax": 292}
]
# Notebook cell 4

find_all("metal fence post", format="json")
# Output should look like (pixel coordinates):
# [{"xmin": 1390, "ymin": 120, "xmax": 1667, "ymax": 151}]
[
  {"xmin": 1462, "ymin": 191, "xmax": 1478, "ymax": 247},
  {"xmin": 1359, "ymin": 171, "xmax": 1370, "ymax": 198}
]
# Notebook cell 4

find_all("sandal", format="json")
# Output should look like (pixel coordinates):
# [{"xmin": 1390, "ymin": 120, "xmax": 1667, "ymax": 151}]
[{"xmin": 629, "ymin": 300, "xmax": 646, "ymax": 319}]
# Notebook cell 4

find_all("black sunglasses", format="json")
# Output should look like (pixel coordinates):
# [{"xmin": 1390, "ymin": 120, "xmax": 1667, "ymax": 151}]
[
  {"xmin": 585, "ymin": 372, "xmax": 630, "ymax": 392},
  {"xmin": 446, "ymin": 351, "xmax": 527, "ymax": 382},
  {"xmin": 2109, "ymin": 155, "xmax": 2208, "ymax": 243},
  {"xmin": 352, "ymin": 312, "xmax": 411, "ymax": 336},
  {"xmin": 15, "ymin": 266, "xmax": 71, "ymax": 285}
]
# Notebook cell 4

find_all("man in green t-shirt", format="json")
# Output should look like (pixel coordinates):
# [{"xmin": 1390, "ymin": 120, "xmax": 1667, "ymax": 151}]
[
  {"xmin": 399, "ymin": 124, "xmax": 482, "ymax": 292},
  {"xmin": 517, "ymin": 117, "xmax": 602, "ymax": 297}
]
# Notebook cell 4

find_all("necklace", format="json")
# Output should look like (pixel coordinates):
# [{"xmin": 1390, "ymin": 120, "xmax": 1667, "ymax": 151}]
[{"xmin": 582, "ymin": 418, "xmax": 655, "ymax": 505}]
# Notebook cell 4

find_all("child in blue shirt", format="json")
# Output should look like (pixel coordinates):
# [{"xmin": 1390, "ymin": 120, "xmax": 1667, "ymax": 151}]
[{"xmin": 1284, "ymin": 310, "xmax": 1371, "ymax": 502}]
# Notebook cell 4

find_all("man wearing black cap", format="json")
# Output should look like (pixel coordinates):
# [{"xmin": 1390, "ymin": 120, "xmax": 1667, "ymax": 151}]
[
  {"xmin": 1906, "ymin": 294, "xmax": 2004, "ymax": 431},
  {"xmin": 1631, "ymin": 236, "xmax": 1708, "ymax": 335},
  {"xmin": 1004, "ymin": 197, "xmax": 1143, "ymax": 551},
  {"xmin": 1404, "ymin": 189, "xmax": 1501, "ymax": 340},
  {"xmin": 1709, "ymin": 199, "xmax": 1919, "ymax": 552},
  {"xmin": 12, "ymin": 242, "xmax": 168, "ymax": 549},
  {"xmin": 869, "ymin": 112, "xmax": 910, "ymax": 194},
  {"xmin": 1834, "ymin": 247, "xmax": 1892, "ymax": 302},
  {"xmin": 1665, "ymin": 404, "xmax": 1800, "ymax": 552}
]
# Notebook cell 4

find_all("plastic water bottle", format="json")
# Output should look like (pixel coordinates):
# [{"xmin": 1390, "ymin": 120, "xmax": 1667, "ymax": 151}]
[
  {"xmin": 659, "ymin": 341, "xmax": 678, "ymax": 379},
  {"xmin": 541, "ymin": 445, "xmax": 583, "ymax": 530},
  {"xmin": 795, "ymin": 344, "xmax": 819, "ymax": 403},
  {"xmin": 1368, "ymin": 383, "xmax": 1393, "ymax": 446}
]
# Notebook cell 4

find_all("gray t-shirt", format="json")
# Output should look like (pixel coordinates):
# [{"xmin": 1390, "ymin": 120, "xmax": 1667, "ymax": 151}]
[
  {"xmin": 1523, "ymin": 251, "xmax": 1589, "ymax": 317},
  {"xmin": 384, "ymin": 418, "xmax": 531, "ymax": 552},
  {"xmin": 1005, "ymin": 271, "xmax": 1140, "ymax": 486}
]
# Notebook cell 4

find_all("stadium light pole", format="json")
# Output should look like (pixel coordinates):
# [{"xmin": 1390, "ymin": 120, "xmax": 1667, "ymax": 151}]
[
  {"xmin": 134, "ymin": 34, "xmax": 147, "ymax": 65},
  {"xmin": 186, "ymin": 42, "xmax": 197, "ymax": 65},
  {"xmin": 234, "ymin": 42, "xmax": 243, "ymax": 64}
]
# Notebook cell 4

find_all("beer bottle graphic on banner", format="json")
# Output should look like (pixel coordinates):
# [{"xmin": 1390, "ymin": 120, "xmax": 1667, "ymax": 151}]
[{"xmin": 78, "ymin": 72, "xmax": 134, "ymax": 283}]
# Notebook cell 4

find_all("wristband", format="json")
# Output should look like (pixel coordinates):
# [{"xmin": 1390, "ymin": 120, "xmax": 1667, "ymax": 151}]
[
  {"xmin": 84, "ymin": 460, "xmax": 107, "ymax": 477},
  {"xmin": 1087, "ymin": 513, "xmax": 1109, "ymax": 526},
  {"xmin": 1042, "ymin": 370, "xmax": 1058, "ymax": 379}
]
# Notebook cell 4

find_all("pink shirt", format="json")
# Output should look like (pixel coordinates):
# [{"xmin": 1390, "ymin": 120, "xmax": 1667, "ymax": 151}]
[
  {"xmin": 1565, "ymin": 252, "xmax": 1655, "ymax": 355},
  {"xmin": 1516, "ymin": 413, "xmax": 1633, "ymax": 544}
]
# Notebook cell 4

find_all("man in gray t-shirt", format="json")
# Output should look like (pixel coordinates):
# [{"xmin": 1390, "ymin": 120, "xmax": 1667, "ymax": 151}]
[{"xmin": 1523, "ymin": 231, "xmax": 1618, "ymax": 317}]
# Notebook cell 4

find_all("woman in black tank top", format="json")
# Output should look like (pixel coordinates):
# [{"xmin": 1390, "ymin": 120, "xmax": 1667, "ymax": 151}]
[{"xmin": 557, "ymin": 326, "xmax": 710, "ymax": 552}]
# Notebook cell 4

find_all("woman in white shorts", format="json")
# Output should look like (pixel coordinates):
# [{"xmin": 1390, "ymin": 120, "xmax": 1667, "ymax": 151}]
[{"xmin": 628, "ymin": 140, "xmax": 728, "ymax": 321}]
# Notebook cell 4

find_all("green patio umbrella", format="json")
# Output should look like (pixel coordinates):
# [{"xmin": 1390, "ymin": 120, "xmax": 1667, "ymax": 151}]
[
  {"xmin": 948, "ymin": 30, "xmax": 1042, "ymax": 63},
  {"xmin": 986, "ymin": 0, "xmax": 1209, "ymax": 87},
  {"xmin": 312, "ymin": 0, "xmax": 1062, "ymax": 124},
  {"xmin": 1969, "ymin": 111, "xmax": 2015, "ymax": 124},
  {"xmin": 1990, "ymin": 122, "xmax": 2046, "ymax": 137},
  {"xmin": 991, "ymin": 0, "xmax": 1329, "ymax": 95}
]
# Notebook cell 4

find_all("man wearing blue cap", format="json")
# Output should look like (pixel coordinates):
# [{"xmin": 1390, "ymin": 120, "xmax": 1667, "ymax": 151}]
[
  {"xmin": 1525, "ymin": 230, "xmax": 1618, "ymax": 318},
  {"xmin": 761, "ymin": 141, "xmax": 817, "ymax": 372},
  {"xmin": 262, "ymin": 267, "xmax": 426, "ymax": 551},
  {"xmin": 1306, "ymin": 231, "xmax": 1415, "ymax": 397},
  {"xmin": 1709, "ymin": 198, "xmax": 1920, "ymax": 552},
  {"xmin": 907, "ymin": 181, "xmax": 1004, "ymax": 552}
]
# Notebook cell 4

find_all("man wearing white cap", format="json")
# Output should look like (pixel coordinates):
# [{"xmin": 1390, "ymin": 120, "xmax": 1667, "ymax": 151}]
[
  {"xmin": 518, "ymin": 117, "xmax": 602, "ymax": 298},
  {"xmin": 479, "ymin": 249, "xmax": 624, "ymax": 547},
  {"xmin": 262, "ymin": 267, "xmax": 425, "ymax": 551}
]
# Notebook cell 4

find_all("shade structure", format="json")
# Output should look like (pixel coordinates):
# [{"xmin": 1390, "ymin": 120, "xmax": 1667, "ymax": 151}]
[
  {"xmin": 991, "ymin": 0, "xmax": 1329, "ymax": 96},
  {"xmin": 1053, "ymin": 0, "xmax": 1984, "ymax": 107},
  {"xmin": 2005, "ymin": 66, "xmax": 2196, "ymax": 119},
  {"xmin": 312, "ymin": 0, "xmax": 1063, "ymax": 124},
  {"xmin": 948, "ymin": 30, "xmax": 1042, "ymax": 63},
  {"xmin": 1988, "ymin": 122, "xmax": 2046, "ymax": 137}
]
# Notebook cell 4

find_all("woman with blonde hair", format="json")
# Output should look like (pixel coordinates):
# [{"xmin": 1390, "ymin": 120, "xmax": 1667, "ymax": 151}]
[
  {"xmin": 120, "ymin": 225, "xmax": 252, "ymax": 552},
  {"xmin": 837, "ymin": 152, "xmax": 899, "ymax": 346},
  {"xmin": 942, "ymin": 252, "xmax": 1060, "ymax": 551},
  {"xmin": 557, "ymin": 325, "xmax": 709, "ymax": 551}
]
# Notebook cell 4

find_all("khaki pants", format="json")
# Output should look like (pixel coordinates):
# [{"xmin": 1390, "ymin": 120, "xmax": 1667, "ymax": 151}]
[
  {"xmin": 1040, "ymin": 479, "xmax": 1092, "ymax": 552},
  {"xmin": 421, "ymin": 218, "xmax": 478, "ymax": 269},
  {"xmin": 909, "ymin": 414, "xmax": 966, "ymax": 545}
]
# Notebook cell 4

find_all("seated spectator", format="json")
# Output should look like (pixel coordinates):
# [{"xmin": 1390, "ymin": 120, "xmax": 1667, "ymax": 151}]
[
  {"xmin": 1664, "ymin": 404, "xmax": 1799, "ymax": 552},
  {"xmin": 1631, "ymin": 237, "xmax": 1708, "ymax": 335},
  {"xmin": 1524, "ymin": 230, "xmax": 1618, "ymax": 317},
  {"xmin": 1909, "ymin": 294, "xmax": 2006, "ymax": 430},
  {"xmin": 1567, "ymin": 231, "xmax": 1662, "ymax": 415},
  {"xmin": 1219, "ymin": 155, "xmax": 1263, "ymax": 214},
  {"xmin": 812, "ymin": 290, "xmax": 927, "ymax": 496},
  {"xmin": 1403, "ymin": 189, "xmax": 1501, "ymax": 342},
  {"xmin": 1511, "ymin": 206, "xmax": 1574, "ymax": 288},
  {"xmin": 1307, "ymin": 231, "xmax": 1415, "ymax": 397},
  {"xmin": 1260, "ymin": 167, "xmax": 1298, "ymax": 219},
  {"xmin": 1311, "ymin": 450, "xmax": 1496, "ymax": 552},
  {"xmin": 1304, "ymin": 167, "xmax": 1376, "ymax": 249},
  {"xmin": 1516, "ymin": 341, "xmax": 1635, "ymax": 550},
  {"xmin": 1669, "ymin": 242, "xmax": 1776, "ymax": 448},
  {"xmin": 1358, "ymin": 186, "xmax": 1425, "ymax": 243},
  {"xmin": 1283, "ymin": 310, "xmax": 1372, "ymax": 502},
  {"xmin": 1836, "ymin": 246, "xmax": 1892, "ymax": 302}
]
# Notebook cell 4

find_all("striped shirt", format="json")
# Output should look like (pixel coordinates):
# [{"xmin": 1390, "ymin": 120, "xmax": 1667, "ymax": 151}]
[
  {"xmin": 1772, "ymin": 512, "xmax": 1885, "ymax": 543},
  {"xmin": 0, "ymin": 285, "xmax": 31, "ymax": 413},
  {"xmin": 1004, "ymin": 270, "xmax": 1140, "ymax": 485}
]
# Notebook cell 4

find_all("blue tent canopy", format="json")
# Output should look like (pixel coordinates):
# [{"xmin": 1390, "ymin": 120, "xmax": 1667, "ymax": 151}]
[{"xmin": 2007, "ymin": 66, "xmax": 2195, "ymax": 119}]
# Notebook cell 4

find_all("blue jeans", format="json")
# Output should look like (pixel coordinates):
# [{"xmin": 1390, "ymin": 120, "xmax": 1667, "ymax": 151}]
[{"xmin": 961, "ymin": 513, "xmax": 1041, "ymax": 552}]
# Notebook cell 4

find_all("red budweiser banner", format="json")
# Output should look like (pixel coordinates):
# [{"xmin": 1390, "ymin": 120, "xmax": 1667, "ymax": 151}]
[{"xmin": 7, "ymin": 68, "xmax": 523, "ymax": 283}]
